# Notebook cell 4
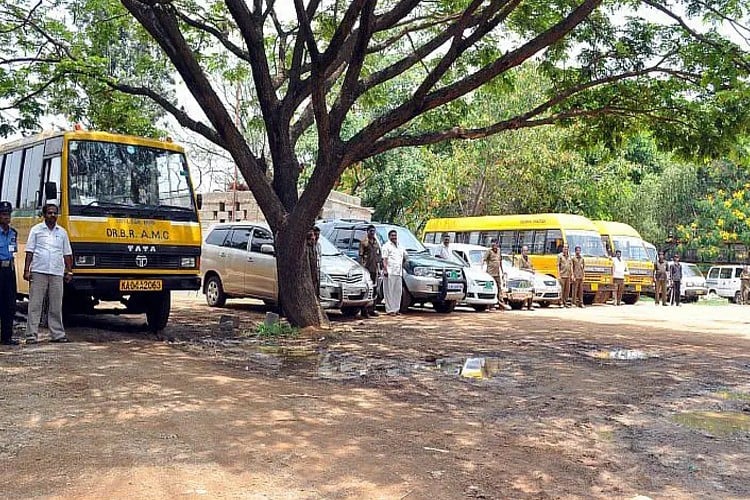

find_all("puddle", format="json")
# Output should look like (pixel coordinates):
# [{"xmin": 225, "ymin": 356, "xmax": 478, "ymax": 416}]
[
  {"xmin": 435, "ymin": 357, "xmax": 503, "ymax": 379},
  {"xmin": 583, "ymin": 349, "xmax": 657, "ymax": 361},
  {"xmin": 316, "ymin": 352, "xmax": 408, "ymax": 381},
  {"xmin": 672, "ymin": 411, "xmax": 750, "ymax": 436}
]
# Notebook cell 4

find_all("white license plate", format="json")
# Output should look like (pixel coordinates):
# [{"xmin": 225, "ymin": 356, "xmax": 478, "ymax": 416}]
[
  {"xmin": 447, "ymin": 283, "xmax": 463, "ymax": 291},
  {"xmin": 344, "ymin": 287, "xmax": 364, "ymax": 296}
]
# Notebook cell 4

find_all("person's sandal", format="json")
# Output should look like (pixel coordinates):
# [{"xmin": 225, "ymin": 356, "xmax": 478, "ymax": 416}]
[
  {"xmin": 25, "ymin": 338, "xmax": 38, "ymax": 344},
  {"xmin": 50, "ymin": 337, "xmax": 70, "ymax": 343}
]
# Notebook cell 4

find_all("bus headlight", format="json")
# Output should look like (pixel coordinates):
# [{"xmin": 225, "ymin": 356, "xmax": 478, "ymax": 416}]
[
  {"xmin": 75, "ymin": 255, "xmax": 96, "ymax": 267},
  {"xmin": 180, "ymin": 257, "xmax": 197, "ymax": 268}
]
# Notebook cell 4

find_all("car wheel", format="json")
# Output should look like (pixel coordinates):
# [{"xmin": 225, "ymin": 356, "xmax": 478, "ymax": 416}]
[
  {"xmin": 472, "ymin": 304, "xmax": 488, "ymax": 312},
  {"xmin": 205, "ymin": 275, "xmax": 227, "ymax": 307},
  {"xmin": 538, "ymin": 301, "xmax": 551, "ymax": 308},
  {"xmin": 509, "ymin": 301, "xmax": 523, "ymax": 310},
  {"xmin": 733, "ymin": 291, "xmax": 742, "ymax": 304},
  {"xmin": 340, "ymin": 306, "xmax": 360, "ymax": 317},
  {"xmin": 433, "ymin": 300, "xmax": 456, "ymax": 313},
  {"xmin": 399, "ymin": 284, "xmax": 413, "ymax": 313}
]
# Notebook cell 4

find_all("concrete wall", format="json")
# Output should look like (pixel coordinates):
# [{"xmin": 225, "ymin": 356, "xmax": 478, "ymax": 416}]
[{"xmin": 199, "ymin": 189, "xmax": 372, "ymax": 230}]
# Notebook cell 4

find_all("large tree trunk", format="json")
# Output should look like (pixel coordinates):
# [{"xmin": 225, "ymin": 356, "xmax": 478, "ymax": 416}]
[{"xmin": 274, "ymin": 220, "xmax": 325, "ymax": 328}]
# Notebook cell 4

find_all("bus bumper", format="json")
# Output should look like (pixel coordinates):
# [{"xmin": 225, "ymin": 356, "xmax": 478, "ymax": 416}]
[{"xmin": 67, "ymin": 275, "xmax": 202, "ymax": 295}]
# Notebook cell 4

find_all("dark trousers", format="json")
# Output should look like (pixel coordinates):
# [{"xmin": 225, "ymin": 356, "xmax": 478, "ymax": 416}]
[
  {"xmin": 572, "ymin": 279, "xmax": 584, "ymax": 306},
  {"xmin": 0, "ymin": 267, "xmax": 16, "ymax": 343},
  {"xmin": 670, "ymin": 281, "xmax": 681, "ymax": 305}
]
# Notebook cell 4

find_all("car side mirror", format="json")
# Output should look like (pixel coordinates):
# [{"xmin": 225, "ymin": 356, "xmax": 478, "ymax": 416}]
[{"xmin": 260, "ymin": 243, "xmax": 275, "ymax": 255}]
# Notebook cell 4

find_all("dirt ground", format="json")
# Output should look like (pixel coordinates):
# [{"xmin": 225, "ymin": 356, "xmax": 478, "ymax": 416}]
[{"xmin": 2, "ymin": 294, "xmax": 750, "ymax": 499}]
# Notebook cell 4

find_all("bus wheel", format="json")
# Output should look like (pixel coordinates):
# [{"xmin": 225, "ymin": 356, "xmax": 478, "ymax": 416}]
[
  {"xmin": 146, "ymin": 291, "xmax": 171, "ymax": 332},
  {"xmin": 623, "ymin": 293, "xmax": 639, "ymax": 305}
]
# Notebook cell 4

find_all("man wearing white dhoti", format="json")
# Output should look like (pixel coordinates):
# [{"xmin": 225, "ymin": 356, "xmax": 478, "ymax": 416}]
[{"xmin": 381, "ymin": 229, "xmax": 407, "ymax": 315}]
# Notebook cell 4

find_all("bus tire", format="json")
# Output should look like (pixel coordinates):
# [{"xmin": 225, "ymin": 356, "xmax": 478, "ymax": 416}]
[
  {"xmin": 623, "ymin": 293, "xmax": 639, "ymax": 305},
  {"xmin": 146, "ymin": 291, "xmax": 171, "ymax": 332}
]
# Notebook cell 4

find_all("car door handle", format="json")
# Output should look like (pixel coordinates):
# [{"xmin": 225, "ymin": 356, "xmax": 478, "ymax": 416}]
[
  {"xmin": 219, "ymin": 252, "xmax": 226, "ymax": 258},
  {"xmin": 247, "ymin": 257, "xmax": 254, "ymax": 262}
]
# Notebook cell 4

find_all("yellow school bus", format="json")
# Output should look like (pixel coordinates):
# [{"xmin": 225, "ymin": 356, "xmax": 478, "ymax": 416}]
[
  {"xmin": 423, "ymin": 213, "xmax": 613, "ymax": 302},
  {"xmin": 0, "ymin": 129, "xmax": 202, "ymax": 330},
  {"xmin": 592, "ymin": 220, "xmax": 652, "ymax": 304}
]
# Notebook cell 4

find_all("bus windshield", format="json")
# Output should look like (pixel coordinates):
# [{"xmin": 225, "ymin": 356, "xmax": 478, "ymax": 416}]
[
  {"xmin": 68, "ymin": 140, "xmax": 196, "ymax": 220},
  {"xmin": 612, "ymin": 236, "xmax": 650, "ymax": 261},
  {"xmin": 565, "ymin": 230, "xmax": 607, "ymax": 257}
]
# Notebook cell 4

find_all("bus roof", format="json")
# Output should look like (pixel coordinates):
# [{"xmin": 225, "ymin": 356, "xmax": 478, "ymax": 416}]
[
  {"xmin": 424, "ymin": 213, "xmax": 599, "ymax": 233},
  {"xmin": 591, "ymin": 220, "xmax": 642, "ymax": 238},
  {"xmin": 0, "ymin": 130, "xmax": 185, "ymax": 154}
]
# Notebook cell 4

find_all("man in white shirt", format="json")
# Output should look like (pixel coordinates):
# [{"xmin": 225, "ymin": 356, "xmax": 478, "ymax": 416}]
[
  {"xmin": 23, "ymin": 203, "xmax": 73, "ymax": 343},
  {"xmin": 437, "ymin": 234, "xmax": 453, "ymax": 260},
  {"xmin": 612, "ymin": 249, "xmax": 629, "ymax": 306},
  {"xmin": 381, "ymin": 229, "xmax": 406, "ymax": 315}
]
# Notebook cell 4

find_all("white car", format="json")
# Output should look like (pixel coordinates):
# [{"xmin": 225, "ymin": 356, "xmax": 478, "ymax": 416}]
[
  {"xmin": 445, "ymin": 243, "xmax": 561, "ymax": 308},
  {"xmin": 425, "ymin": 244, "xmax": 498, "ymax": 311}
]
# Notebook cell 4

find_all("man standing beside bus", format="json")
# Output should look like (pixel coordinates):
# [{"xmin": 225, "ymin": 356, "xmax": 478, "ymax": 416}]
[
  {"xmin": 571, "ymin": 245, "xmax": 586, "ymax": 308},
  {"xmin": 381, "ymin": 230, "xmax": 406, "ymax": 315},
  {"xmin": 0, "ymin": 202, "xmax": 19, "ymax": 346},
  {"xmin": 653, "ymin": 251, "xmax": 669, "ymax": 306},
  {"xmin": 515, "ymin": 245, "xmax": 534, "ymax": 310},
  {"xmin": 23, "ymin": 202, "xmax": 73, "ymax": 343},
  {"xmin": 557, "ymin": 245, "xmax": 573, "ymax": 307},
  {"xmin": 484, "ymin": 239, "xmax": 505, "ymax": 311},
  {"xmin": 612, "ymin": 249, "xmax": 629, "ymax": 306}
]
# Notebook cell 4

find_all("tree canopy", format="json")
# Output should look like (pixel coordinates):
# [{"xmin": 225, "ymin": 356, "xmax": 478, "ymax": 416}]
[{"xmin": 3, "ymin": 0, "xmax": 750, "ymax": 324}]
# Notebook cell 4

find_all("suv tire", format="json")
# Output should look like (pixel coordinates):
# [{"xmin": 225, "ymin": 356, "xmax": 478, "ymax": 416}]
[
  {"xmin": 433, "ymin": 300, "xmax": 456, "ymax": 313},
  {"xmin": 399, "ymin": 284, "xmax": 412, "ymax": 313}
]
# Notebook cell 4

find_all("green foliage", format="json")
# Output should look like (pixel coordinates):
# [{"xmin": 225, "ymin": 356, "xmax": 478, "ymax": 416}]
[{"xmin": 256, "ymin": 321, "xmax": 299, "ymax": 339}]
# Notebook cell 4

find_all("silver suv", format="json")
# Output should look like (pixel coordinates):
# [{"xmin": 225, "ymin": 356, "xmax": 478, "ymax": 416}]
[{"xmin": 201, "ymin": 223, "xmax": 374, "ymax": 315}]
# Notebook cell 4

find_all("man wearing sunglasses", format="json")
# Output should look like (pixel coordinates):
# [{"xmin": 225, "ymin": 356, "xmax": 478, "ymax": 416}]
[{"xmin": 23, "ymin": 202, "xmax": 73, "ymax": 344}]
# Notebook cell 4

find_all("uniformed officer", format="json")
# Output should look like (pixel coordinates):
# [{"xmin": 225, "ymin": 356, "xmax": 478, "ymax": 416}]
[
  {"xmin": 0, "ymin": 201, "xmax": 19, "ymax": 345},
  {"xmin": 557, "ymin": 244, "xmax": 573, "ymax": 307}
]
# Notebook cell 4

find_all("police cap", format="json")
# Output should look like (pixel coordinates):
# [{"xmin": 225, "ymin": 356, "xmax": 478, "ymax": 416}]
[{"xmin": 0, "ymin": 201, "xmax": 12, "ymax": 213}]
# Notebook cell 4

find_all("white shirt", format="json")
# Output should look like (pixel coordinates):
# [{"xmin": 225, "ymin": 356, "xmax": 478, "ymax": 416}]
[
  {"xmin": 438, "ymin": 243, "xmax": 453, "ymax": 260},
  {"xmin": 381, "ymin": 241, "xmax": 406, "ymax": 277},
  {"xmin": 612, "ymin": 257, "xmax": 629, "ymax": 279},
  {"xmin": 26, "ymin": 222, "xmax": 72, "ymax": 276}
]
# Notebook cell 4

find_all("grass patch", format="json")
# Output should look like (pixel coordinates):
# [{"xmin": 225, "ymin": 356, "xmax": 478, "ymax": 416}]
[
  {"xmin": 716, "ymin": 390, "xmax": 750, "ymax": 401},
  {"xmin": 256, "ymin": 321, "xmax": 299, "ymax": 339}
]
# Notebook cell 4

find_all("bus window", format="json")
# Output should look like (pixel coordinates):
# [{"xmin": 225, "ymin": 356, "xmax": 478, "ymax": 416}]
[
  {"xmin": 544, "ymin": 229, "xmax": 563, "ymax": 254},
  {"xmin": 499, "ymin": 230, "xmax": 515, "ymax": 253},
  {"xmin": 19, "ymin": 144, "xmax": 44, "ymax": 210},
  {"xmin": 1, "ymin": 150, "xmax": 22, "ymax": 205},
  {"xmin": 424, "ymin": 232, "xmax": 436, "ymax": 244},
  {"xmin": 601, "ymin": 236, "xmax": 613, "ymax": 256},
  {"xmin": 455, "ymin": 232, "xmax": 470, "ymax": 244},
  {"xmin": 468, "ymin": 231, "xmax": 479, "ymax": 245},
  {"xmin": 478, "ymin": 231, "xmax": 498, "ymax": 247}
]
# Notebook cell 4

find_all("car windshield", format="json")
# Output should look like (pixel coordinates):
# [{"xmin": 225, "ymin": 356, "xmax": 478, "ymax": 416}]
[
  {"xmin": 319, "ymin": 235, "xmax": 341, "ymax": 256},
  {"xmin": 683, "ymin": 264, "xmax": 703, "ymax": 278},
  {"xmin": 565, "ymin": 230, "xmax": 607, "ymax": 257},
  {"xmin": 467, "ymin": 250, "xmax": 485, "ymax": 266},
  {"xmin": 612, "ymin": 236, "xmax": 650, "ymax": 261},
  {"xmin": 376, "ymin": 225, "xmax": 427, "ymax": 253},
  {"xmin": 68, "ymin": 140, "xmax": 196, "ymax": 220}
]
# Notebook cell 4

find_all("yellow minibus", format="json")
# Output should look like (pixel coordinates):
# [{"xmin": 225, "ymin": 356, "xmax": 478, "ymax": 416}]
[
  {"xmin": 423, "ymin": 213, "xmax": 613, "ymax": 302},
  {"xmin": 592, "ymin": 220, "xmax": 653, "ymax": 304},
  {"xmin": 0, "ymin": 129, "xmax": 202, "ymax": 330}
]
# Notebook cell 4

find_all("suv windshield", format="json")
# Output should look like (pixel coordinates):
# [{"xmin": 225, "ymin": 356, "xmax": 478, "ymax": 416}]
[
  {"xmin": 68, "ymin": 140, "xmax": 196, "ymax": 220},
  {"xmin": 319, "ymin": 235, "xmax": 341, "ymax": 256},
  {"xmin": 376, "ymin": 225, "xmax": 427, "ymax": 253},
  {"xmin": 565, "ymin": 230, "xmax": 607, "ymax": 257}
]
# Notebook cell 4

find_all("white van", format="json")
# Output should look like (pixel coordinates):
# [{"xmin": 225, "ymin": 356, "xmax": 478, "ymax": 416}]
[{"xmin": 705, "ymin": 265, "xmax": 746, "ymax": 303}]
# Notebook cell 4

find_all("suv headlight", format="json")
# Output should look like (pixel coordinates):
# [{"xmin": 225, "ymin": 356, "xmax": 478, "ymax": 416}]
[
  {"xmin": 320, "ymin": 271, "xmax": 336, "ymax": 285},
  {"xmin": 413, "ymin": 267, "xmax": 436, "ymax": 278}
]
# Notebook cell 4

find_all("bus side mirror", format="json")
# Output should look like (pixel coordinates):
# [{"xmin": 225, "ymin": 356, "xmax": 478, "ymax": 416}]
[
  {"xmin": 44, "ymin": 182, "xmax": 57, "ymax": 201},
  {"xmin": 196, "ymin": 193, "xmax": 203, "ymax": 210}
]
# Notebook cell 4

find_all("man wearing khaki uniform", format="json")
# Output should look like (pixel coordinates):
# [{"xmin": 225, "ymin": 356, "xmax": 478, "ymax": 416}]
[
  {"xmin": 483, "ymin": 239, "xmax": 505, "ymax": 310},
  {"xmin": 557, "ymin": 245, "xmax": 573, "ymax": 308},
  {"xmin": 571, "ymin": 245, "xmax": 586, "ymax": 308},
  {"xmin": 653, "ymin": 251, "xmax": 669, "ymax": 306}
]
